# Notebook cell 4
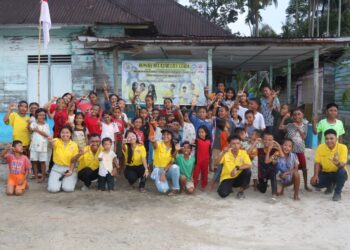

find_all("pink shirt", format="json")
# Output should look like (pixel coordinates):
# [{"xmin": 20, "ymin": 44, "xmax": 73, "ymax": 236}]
[{"xmin": 5, "ymin": 154, "xmax": 31, "ymax": 175}]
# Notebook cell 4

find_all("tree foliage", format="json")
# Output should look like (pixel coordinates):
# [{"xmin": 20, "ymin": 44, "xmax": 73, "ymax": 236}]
[{"xmin": 188, "ymin": 0, "xmax": 245, "ymax": 30}]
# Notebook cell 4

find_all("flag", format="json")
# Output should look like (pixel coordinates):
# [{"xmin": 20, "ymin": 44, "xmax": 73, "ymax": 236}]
[{"xmin": 40, "ymin": 0, "xmax": 51, "ymax": 49}]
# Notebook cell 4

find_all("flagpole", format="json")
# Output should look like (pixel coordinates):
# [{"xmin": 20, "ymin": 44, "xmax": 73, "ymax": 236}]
[{"xmin": 37, "ymin": 17, "xmax": 42, "ymax": 103}]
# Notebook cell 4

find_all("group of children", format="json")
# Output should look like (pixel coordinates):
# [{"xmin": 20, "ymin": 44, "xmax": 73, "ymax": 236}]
[{"xmin": 1, "ymin": 82, "xmax": 346, "ymax": 201}]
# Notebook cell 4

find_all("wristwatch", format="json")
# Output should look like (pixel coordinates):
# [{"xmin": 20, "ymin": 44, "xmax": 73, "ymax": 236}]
[{"xmin": 235, "ymin": 166, "xmax": 240, "ymax": 171}]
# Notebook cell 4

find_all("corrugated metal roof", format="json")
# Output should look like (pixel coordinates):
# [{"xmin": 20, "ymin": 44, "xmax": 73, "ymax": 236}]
[{"xmin": 0, "ymin": 0, "xmax": 229, "ymax": 37}]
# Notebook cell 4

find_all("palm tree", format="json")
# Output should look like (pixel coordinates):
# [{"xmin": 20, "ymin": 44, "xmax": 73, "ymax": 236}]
[{"xmin": 245, "ymin": 0, "xmax": 278, "ymax": 37}]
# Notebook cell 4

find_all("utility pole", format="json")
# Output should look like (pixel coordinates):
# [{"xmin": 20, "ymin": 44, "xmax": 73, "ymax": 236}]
[
  {"xmin": 338, "ymin": 0, "xmax": 342, "ymax": 37},
  {"xmin": 326, "ymin": 0, "xmax": 330, "ymax": 36}
]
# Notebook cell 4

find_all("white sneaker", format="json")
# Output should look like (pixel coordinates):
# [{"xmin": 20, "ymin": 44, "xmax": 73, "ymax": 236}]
[{"xmin": 81, "ymin": 185, "xmax": 89, "ymax": 192}]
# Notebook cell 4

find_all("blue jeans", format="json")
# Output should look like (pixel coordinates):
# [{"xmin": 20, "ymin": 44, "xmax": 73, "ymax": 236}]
[
  {"xmin": 212, "ymin": 164, "xmax": 223, "ymax": 183},
  {"xmin": 147, "ymin": 141, "xmax": 154, "ymax": 166},
  {"xmin": 312, "ymin": 168, "xmax": 348, "ymax": 195},
  {"xmin": 152, "ymin": 165, "xmax": 180, "ymax": 193}
]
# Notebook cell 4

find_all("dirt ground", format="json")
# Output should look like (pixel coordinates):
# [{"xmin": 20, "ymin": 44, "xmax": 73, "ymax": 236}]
[{"xmin": 0, "ymin": 149, "xmax": 349, "ymax": 250}]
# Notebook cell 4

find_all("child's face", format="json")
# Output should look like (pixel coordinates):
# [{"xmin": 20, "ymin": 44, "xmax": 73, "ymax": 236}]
[
  {"xmin": 217, "ymin": 83, "xmax": 225, "ymax": 92},
  {"xmin": 198, "ymin": 128, "xmax": 206, "ymax": 139},
  {"xmin": 60, "ymin": 128, "xmax": 71, "ymax": 141},
  {"xmin": 171, "ymin": 122, "xmax": 180, "ymax": 132},
  {"xmin": 238, "ymin": 131, "xmax": 246, "ymax": 140},
  {"xmin": 263, "ymin": 87, "xmax": 271, "ymax": 97},
  {"xmin": 280, "ymin": 105, "xmax": 289, "ymax": 116},
  {"xmin": 216, "ymin": 93, "xmax": 224, "ymax": 101},
  {"xmin": 230, "ymin": 139, "xmax": 241, "ymax": 152},
  {"xmin": 162, "ymin": 131, "xmax": 172, "ymax": 143},
  {"xmin": 158, "ymin": 118, "xmax": 166, "ymax": 127},
  {"xmin": 251, "ymin": 131, "xmax": 260, "ymax": 141},
  {"xmin": 183, "ymin": 144, "xmax": 192, "ymax": 156},
  {"xmin": 56, "ymin": 99, "xmax": 65, "ymax": 109},
  {"xmin": 152, "ymin": 110, "xmax": 159, "ymax": 119},
  {"xmin": 69, "ymin": 103, "xmax": 76, "ymax": 112},
  {"xmin": 183, "ymin": 112, "xmax": 190, "ymax": 122},
  {"xmin": 327, "ymin": 107, "xmax": 338, "ymax": 119},
  {"xmin": 13, "ymin": 143, "xmax": 23, "ymax": 153},
  {"xmin": 18, "ymin": 103, "xmax": 28, "ymax": 115},
  {"xmin": 134, "ymin": 118, "xmax": 142, "ymax": 129},
  {"xmin": 282, "ymin": 141, "xmax": 293, "ymax": 154},
  {"xmin": 245, "ymin": 114, "xmax": 254, "ymax": 125},
  {"xmin": 37, "ymin": 111, "xmax": 46, "ymax": 123},
  {"xmin": 113, "ymin": 109, "xmax": 121, "ymax": 118},
  {"xmin": 231, "ymin": 108, "xmax": 238, "ymax": 118},
  {"xmin": 89, "ymin": 94, "xmax": 98, "ymax": 104},
  {"xmin": 118, "ymin": 100, "xmax": 125, "ymax": 110},
  {"xmin": 263, "ymin": 135, "xmax": 274, "ymax": 148},
  {"xmin": 140, "ymin": 109, "xmax": 148, "ymax": 119},
  {"xmin": 75, "ymin": 115, "xmax": 84, "ymax": 125},
  {"xmin": 207, "ymin": 110, "xmax": 213, "ymax": 119},
  {"xmin": 63, "ymin": 94, "xmax": 72, "ymax": 104},
  {"xmin": 218, "ymin": 107, "xmax": 227, "ymax": 119},
  {"xmin": 293, "ymin": 110, "xmax": 303, "ymax": 122},
  {"xmin": 164, "ymin": 99, "xmax": 172, "ymax": 109},
  {"xmin": 248, "ymin": 101, "xmax": 258, "ymax": 111},
  {"xmin": 103, "ymin": 140, "xmax": 112, "ymax": 151},
  {"xmin": 198, "ymin": 108, "xmax": 207, "ymax": 120},
  {"xmin": 167, "ymin": 114, "xmax": 175, "ymax": 123},
  {"xmin": 110, "ymin": 95, "xmax": 118, "ymax": 104},
  {"xmin": 30, "ymin": 105, "xmax": 39, "ymax": 115},
  {"xmin": 126, "ymin": 133, "xmax": 137, "ymax": 144},
  {"xmin": 104, "ymin": 114, "xmax": 111, "ymax": 123},
  {"xmin": 91, "ymin": 106, "xmax": 100, "ymax": 117},
  {"xmin": 226, "ymin": 90, "xmax": 234, "ymax": 99},
  {"xmin": 145, "ymin": 97, "xmax": 153, "ymax": 107}
]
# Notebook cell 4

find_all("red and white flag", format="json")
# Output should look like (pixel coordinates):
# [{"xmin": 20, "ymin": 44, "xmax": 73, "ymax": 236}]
[{"xmin": 40, "ymin": 0, "xmax": 51, "ymax": 49}]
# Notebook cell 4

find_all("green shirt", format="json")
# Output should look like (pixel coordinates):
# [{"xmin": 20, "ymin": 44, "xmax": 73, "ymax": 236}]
[
  {"xmin": 175, "ymin": 154, "xmax": 195, "ymax": 181},
  {"xmin": 317, "ymin": 119, "xmax": 345, "ymax": 144}
]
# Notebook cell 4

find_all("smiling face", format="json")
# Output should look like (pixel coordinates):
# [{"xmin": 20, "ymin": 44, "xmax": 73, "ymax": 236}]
[
  {"xmin": 29, "ymin": 104, "xmax": 39, "ymax": 115},
  {"xmin": 198, "ymin": 128, "xmax": 207, "ymax": 140},
  {"xmin": 60, "ymin": 128, "xmax": 72, "ymax": 142},
  {"xmin": 89, "ymin": 93, "xmax": 98, "ymax": 104},
  {"xmin": 133, "ymin": 118, "xmax": 142, "ymax": 129},
  {"xmin": 110, "ymin": 95, "xmax": 118, "ymax": 105},
  {"xmin": 230, "ymin": 139, "xmax": 241, "ymax": 153},
  {"xmin": 326, "ymin": 106, "xmax": 338, "ymax": 119},
  {"xmin": 282, "ymin": 140, "xmax": 293, "ymax": 154},
  {"xmin": 145, "ymin": 96, "xmax": 153, "ymax": 107},
  {"xmin": 245, "ymin": 113, "xmax": 254, "ymax": 125},
  {"xmin": 164, "ymin": 99, "xmax": 173, "ymax": 110},
  {"xmin": 162, "ymin": 131, "xmax": 172, "ymax": 143},
  {"xmin": 263, "ymin": 87, "xmax": 271, "ymax": 98},
  {"xmin": 63, "ymin": 94, "xmax": 72, "ymax": 104},
  {"xmin": 263, "ymin": 134, "xmax": 274, "ymax": 148},
  {"xmin": 89, "ymin": 136, "xmax": 101, "ymax": 152},
  {"xmin": 36, "ymin": 111, "xmax": 46, "ymax": 123},
  {"xmin": 75, "ymin": 114, "xmax": 84, "ymax": 126},
  {"xmin": 17, "ymin": 102, "xmax": 28, "ymax": 115},
  {"xmin": 126, "ymin": 132, "xmax": 137, "ymax": 144},
  {"xmin": 325, "ymin": 133, "xmax": 337, "ymax": 149},
  {"xmin": 182, "ymin": 143, "xmax": 192, "ymax": 156},
  {"xmin": 292, "ymin": 110, "xmax": 304, "ymax": 123},
  {"xmin": 91, "ymin": 105, "xmax": 100, "ymax": 117}
]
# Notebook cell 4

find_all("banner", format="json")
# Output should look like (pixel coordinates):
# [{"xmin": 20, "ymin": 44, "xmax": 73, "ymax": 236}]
[{"xmin": 121, "ymin": 60, "xmax": 208, "ymax": 105}]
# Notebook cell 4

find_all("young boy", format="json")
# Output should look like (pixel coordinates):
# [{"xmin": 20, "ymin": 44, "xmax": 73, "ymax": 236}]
[
  {"xmin": 248, "ymin": 98, "xmax": 266, "ymax": 131},
  {"xmin": 272, "ymin": 104, "xmax": 292, "ymax": 144},
  {"xmin": 312, "ymin": 103, "xmax": 345, "ymax": 144},
  {"xmin": 98, "ymin": 138, "xmax": 119, "ymax": 191},
  {"xmin": 276, "ymin": 139, "xmax": 301, "ymax": 200},
  {"xmin": 280, "ymin": 108, "xmax": 312, "ymax": 192},
  {"xmin": 246, "ymin": 129, "xmax": 264, "ymax": 190},
  {"xmin": 1, "ymin": 141, "xmax": 31, "ymax": 196},
  {"xmin": 176, "ymin": 141, "xmax": 195, "ymax": 194},
  {"xmin": 189, "ymin": 104, "xmax": 213, "ymax": 139},
  {"xmin": 3, "ymin": 101, "xmax": 31, "ymax": 153}
]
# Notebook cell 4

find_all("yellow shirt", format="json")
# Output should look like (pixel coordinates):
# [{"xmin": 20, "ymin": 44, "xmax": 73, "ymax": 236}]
[
  {"xmin": 123, "ymin": 144, "xmax": 147, "ymax": 166},
  {"xmin": 7, "ymin": 112, "xmax": 30, "ymax": 146},
  {"xmin": 53, "ymin": 139, "xmax": 79, "ymax": 167},
  {"xmin": 77, "ymin": 146, "xmax": 103, "ymax": 172},
  {"xmin": 153, "ymin": 141, "xmax": 174, "ymax": 168},
  {"xmin": 220, "ymin": 149, "xmax": 252, "ymax": 182},
  {"xmin": 315, "ymin": 143, "xmax": 348, "ymax": 173}
]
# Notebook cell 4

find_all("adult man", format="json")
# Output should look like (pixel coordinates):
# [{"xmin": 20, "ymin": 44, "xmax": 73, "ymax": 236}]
[
  {"xmin": 311, "ymin": 129, "xmax": 348, "ymax": 201},
  {"xmin": 260, "ymin": 85, "xmax": 280, "ymax": 133},
  {"xmin": 216, "ymin": 135, "xmax": 252, "ymax": 199},
  {"xmin": 76, "ymin": 134, "xmax": 103, "ymax": 191}
]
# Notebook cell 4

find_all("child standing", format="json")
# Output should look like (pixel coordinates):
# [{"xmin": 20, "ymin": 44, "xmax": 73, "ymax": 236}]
[
  {"xmin": 244, "ymin": 110, "xmax": 257, "ymax": 140},
  {"xmin": 111, "ymin": 107, "xmax": 126, "ymax": 168},
  {"xmin": 49, "ymin": 98, "xmax": 68, "ymax": 138},
  {"xmin": 231, "ymin": 107, "xmax": 243, "ymax": 128},
  {"xmin": 72, "ymin": 112, "xmax": 89, "ymax": 150},
  {"xmin": 98, "ymin": 138, "xmax": 119, "ymax": 191},
  {"xmin": 131, "ymin": 117, "xmax": 145, "ymax": 144},
  {"xmin": 248, "ymin": 98, "xmax": 266, "ymax": 131},
  {"xmin": 193, "ymin": 125, "xmax": 211, "ymax": 190},
  {"xmin": 272, "ymin": 104, "xmax": 292, "ymax": 144},
  {"xmin": 176, "ymin": 141, "xmax": 195, "ymax": 194},
  {"xmin": 181, "ymin": 109, "xmax": 196, "ymax": 144},
  {"xmin": 84, "ymin": 104, "xmax": 102, "ymax": 136},
  {"xmin": 276, "ymin": 139, "xmax": 301, "ymax": 200},
  {"xmin": 1, "ymin": 141, "xmax": 31, "ymax": 195},
  {"xmin": 29, "ymin": 108, "xmax": 50, "ymax": 182},
  {"xmin": 101, "ymin": 111, "xmax": 119, "ymax": 151},
  {"xmin": 246, "ymin": 130, "xmax": 263, "ymax": 190},
  {"xmin": 280, "ymin": 108, "xmax": 312, "ymax": 192},
  {"xmin": 3, "ymin": 101, "xmax": 30, "ymax": 152}
]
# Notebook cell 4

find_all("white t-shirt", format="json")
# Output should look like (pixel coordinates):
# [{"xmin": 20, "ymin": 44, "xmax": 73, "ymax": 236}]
[
  {"xmin": 29, "ymin": 122, "xmax": 50, "ymax": 152},
  {"xmin": 98, "ymin": 150, "xmax": 117, "ymax": 176},
  {"xmin": 238, "ymin": 106, "xmax": 248, "ymax": 124},
  {"xmin": 101, "ymin": 122, "xmax": 119, "ymax": 142},
  {"xmin": 253, "ymin": 112, "xmax": 266, "ymax": 130}
]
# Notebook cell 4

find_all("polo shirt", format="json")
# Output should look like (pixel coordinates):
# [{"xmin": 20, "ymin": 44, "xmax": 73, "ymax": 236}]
[
  {"xmin": 7, "ymin": 112, "xmax": 30, "ymax": 146},
  {"xmin": 153, "ymin": 141, "xmax": 174, "ymax": 168},
  {"xmin": 220, "ymin": 149, "xmax": 252, "ymax": 182},
  {"xmin": 77, "ymin": 146, "xmax": 103, "ymax": 172},
  {"xmin": 53, "ymin": 139, "xmax": 79, "ymax": 167},
  {"xmin": 315, "ymin": 143, "xmax": 348, "ymax": 173},
  {"xmin": 123, "ymin": 144, "xmax": 147, "ymax": 166}
]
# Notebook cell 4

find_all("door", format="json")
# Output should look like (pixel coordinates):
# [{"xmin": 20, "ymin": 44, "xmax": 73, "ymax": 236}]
[
  {"xmin": 27, "ymin": 64, "xmax": 49, "ymax": 105},
  {"xmin": 50, "ymin": 64, "xmax": 72, "ymax": 99}
]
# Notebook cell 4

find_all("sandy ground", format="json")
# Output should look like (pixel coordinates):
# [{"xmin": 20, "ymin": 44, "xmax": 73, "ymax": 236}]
[{"xmin": 0, "ymin": 149, "xmax": 349, "ymax": 250}]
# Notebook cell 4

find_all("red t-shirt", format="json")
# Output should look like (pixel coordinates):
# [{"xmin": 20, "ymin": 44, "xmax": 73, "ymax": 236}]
[
  {"xmin": 159, "ymin": 109, "xmax": 180, "ymax": 121},
  {"xmin": 196, "ymin": 138, "xmax": 211, "ymax": 163},
  {"xmin": 85, "ymin": 116, "xmax": 101, "ymax": 135},
  {"xmin": 5, "ymin": 154, "xmax": 31, "ymax": 175},
  {"xmin": 53, "ymin": 110, "xmax": 68, "ymax": 138},
  {"xmin": 113, "ymin": 118, "xmax": 125, "ymax": 141},
  {"xmin": 133, "ymin": 128, "xmax": 145, "ymax": 144}
]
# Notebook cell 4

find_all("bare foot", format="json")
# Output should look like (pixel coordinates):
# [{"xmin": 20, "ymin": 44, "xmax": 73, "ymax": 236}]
[
  {"xmin": 294, "ymin": 194, "xmax": 300, "ymax": 200},
  {"xmin": 37, "ymin": 178, "xmax": 43, "ymax": 183},
  {"xmin": 305, "ymin": 186, "xmax": 313, "ymax": 192}
]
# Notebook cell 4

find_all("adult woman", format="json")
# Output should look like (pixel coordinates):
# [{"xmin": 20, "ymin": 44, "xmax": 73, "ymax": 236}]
[
  {"xmin": 123, "ymin": 130, "xmax": 149, "ymax": 192},
  {"xmin": 150, "ymin": 128, "xmax": 180, "ymax": 195},
  {"xmin": 147, "ymin": 84, "xmax": 157, "ymax": 102},
  {"xmin": 260, "ymin": 85, "xmax": 280, "ymax": 133},
  {"xmin": 47, "ymin": 125, "xmax": 81, "ymax": 193},
  {"xmin": 129, "ymin": 82, "xmax": 139, "ymax": 103}
]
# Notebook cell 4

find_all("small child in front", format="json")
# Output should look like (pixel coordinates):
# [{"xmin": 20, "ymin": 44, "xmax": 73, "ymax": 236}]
[
  {"xmin": 98, "ymin": 138, "xmax": 119, "ymax": 191},
  {"xmin": 1, "ymin": 140, "xmax": 31, "ymax": 195}
]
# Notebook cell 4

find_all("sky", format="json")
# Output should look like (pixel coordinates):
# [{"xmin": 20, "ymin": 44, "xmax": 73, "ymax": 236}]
[{"xmin": 178, "ymin": 0, "xmax": 289, "ymax": 36}]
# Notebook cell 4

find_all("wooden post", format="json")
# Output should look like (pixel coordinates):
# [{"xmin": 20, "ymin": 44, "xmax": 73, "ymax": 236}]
[
  {"xmin": 208, "ymin": 48, "xmax": 213, "ymax": 90},
  {"xmin": 112, "ymin": 48, "xmax": 119, "ymax": 95},
  {"xmin": 37, "ymin": 20, "xmax": 42, "ymax": 103},
  {"xmin": 287, "ymin": 59, "xmax": 292, "ymax": 104},
  {"xmin": 269, "ymin": 65, "xmax": 273, "ymax": 87},
  {"xmin": 338, "ymin": 0, "xmax": 342, "ymax": 37},
  {"xmin": 326, "ymin": 0, "xmax": 330, "ymax": 36},
  {"xmin": 313, "ymin": 49, "xmax": 320, "ymax": 115}
]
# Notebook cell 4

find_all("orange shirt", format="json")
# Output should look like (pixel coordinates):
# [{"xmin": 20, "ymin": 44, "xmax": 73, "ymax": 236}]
[{"xmin": 220, "ymin": 131, "xmax": 229, "ymax": 150}]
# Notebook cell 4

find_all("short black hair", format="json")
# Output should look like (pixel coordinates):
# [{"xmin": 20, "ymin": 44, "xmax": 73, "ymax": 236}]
[
  {"xmin": 228, "ymin": 135, "xmax": 241, "ymax": 142},
  {"xmin": 29, "ymin": 102, "xmax": 39, "ymax": 108},
  {"xmin": 326, "ymin": 103, "xmax": 339, "ymax": 110},
  {"xmin": 35, "ymin": 108, "xmax": 47, "ymax": 119},
  {"xmin": 59, "ymin": 125, "xmax": 73, "ymax": 139},
  {"xmin": 181, "ymin": 140, "xmax": 192, "ymax": 149},
  {"xmin": 245, "ymin": 110, "xmax": 254, "ymax": 117},
  {"xmin": 102, "ymin": 137, "xmax": 112, "ymax": 145},
  {"xmin": 282, "ymin": 138, "xmax": 294, "ymax": 145},
  {"xmin": 249, "ymin": 98, "xmax": 261, "ymax": 106},
  {"xmin": 262, "ymin": 85, "xmax": 272, "ymax": 91},
  {"xmin": 234, "ymin": 127, "xmax": 245, "ymax": 135},
  {"xmin": 88, "ymin": 133, "xmax": 101, "ymax": 140},
  {"xmin": 263, "ymin": 131, "xmax": 274, "ymax": 138},
  {"xmin": 219, "ymin": 105, "xmax": 229, "ymax": 112},
  {"xmin": 103, "ymin": 110, "xmax": 112, "ymax": 116},
  {"xmin": 88, "ymin": 91, "xmax": 98, "ymax": 97},
  {"xmin": 253, "ymin": 129, "xmax": 263, "ymax": 138},
  {"xmin": 197, "ymin": 106, "xmax": 207, "ymax": 112},
  {"xmin": 18, "ymin": 100, "xmax": 28, "ymax": 106},
  {"xmin": 324, "ymin": 129, "xmax": 337, "ymax": 137},
  {"xmin": 12, "ymin": 140, "xmax": 22, "ymax": 148},
  {"xmin": 163, "ymin": 97, "xmax": 173, "ymax": 103}
]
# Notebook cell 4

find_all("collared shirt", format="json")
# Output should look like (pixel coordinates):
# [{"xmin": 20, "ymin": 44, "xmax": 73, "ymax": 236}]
[
  {"xmin": 53, "ymin": 139, "xmax": 79, "ymax": 167},
  {"xmin": 315, "ymin": 143, "xmax": 348, "ymax": 173},
  {"xmin": 77, "ymin": 146, "xmax": 103, "ymax": 172},
  {"xmin": 7, "ymin": 113, "xmax": 30, "ymax": 146},
  {"xmin": 153, "ymin": 141, "xmax": 174, "ymax": 168},
  {"xmin": 220, "ymin": 149, "xmax": 252, "ymax": 182},
  {"xmin": 123, "ymin": 144, "xmax": 147, "ymax": 166},
  {"xmin": 317, "ymin": 119, "xmax": 345, "ymax": 144}
]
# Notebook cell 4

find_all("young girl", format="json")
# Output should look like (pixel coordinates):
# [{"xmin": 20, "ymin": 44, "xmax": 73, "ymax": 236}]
[
  {"xmin": 29, "ymin": 108, "xmax": 50, "ymax": 182},
  {"xmin": 131, "ymin": 117, "xmax": 145, "ymax": 144},
  {"xmin": 193, "ymin": 125, "xmax": 211, "ymax": 190},
  {"xmin": 248, "ymin": 98, "xmax": 266, "ymax": 131},
  {"xmin": 101, "ymin": 111, "xmax": 119, "ymax": 151},
  {"xmin": 181, "ymin": 109, "xmax": 196, "ymax": 145},
  {"xmin": 231, "ymin": 107, "xmax": 243, "ymax": 128},
  {"xmin": 98, "ymin": 138, "xmax": 119, "ymax": 191},
  {"xmin": 1, "ymin": 141, "xmax": 31, "ymax": 196},
  {"xmin": 155, "ymin": 115, "xmax": 167, "ymax": 141},
  {"xmin": 49, "ymin": 98, "xmax": 68, "ymax": 138},
  {"xmin": 223, "ymin": 87, "xmax": 236, "ymax": 109},
  {"xmin": 111, "ymin": 106, "xmax": 127, "ymax": 168},
  {"xmin": 176, "ymin": 141, "xmax": 195, "ymax": 194},
  {"xmin": 276, "ymin": 139, "xmax": 301, "ymax": 200},
  {"xmin": 246, "ymin": 130, "xmax": 264, "ymax": 191},
  {"xmin": 67, "ymin": 102, "xmax": 77, "ymax": 128},
  {"xmin": 84, "ymin": 104, "xmax": 102, "ymax": 136},
  {"xmin": 47, "ymin": 125, "xmax": 81, "ymax": 193},
  {"xmin": 150, "ymin": 128, "xmax": 180, "ymax": 195},
  {"xmin": 72, "ymin": 112, "xmax": 88, "ymax": 150}
]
